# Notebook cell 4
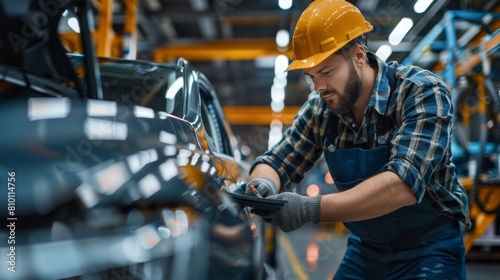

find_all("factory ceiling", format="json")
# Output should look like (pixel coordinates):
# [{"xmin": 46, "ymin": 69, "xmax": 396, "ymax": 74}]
[{"xmin": 112, "ymin": 0, "xmax": 496, "ymax": 109}]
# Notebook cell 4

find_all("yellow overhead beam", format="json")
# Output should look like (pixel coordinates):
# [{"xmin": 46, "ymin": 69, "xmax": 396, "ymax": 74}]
[
  {"xmin": 153, "ymin": 39, "xmax": 293, "ymax": 62},
  {"xmin": 95, "ymin": 0, "xmax": 115, "ymax": 57},
  {"xmin": 60, "ymin": 0, "xmax": 138, "ymax": 58},
  {"xmin": 223, "ymin": 106, "xmax": 301, "ymax": 125}
]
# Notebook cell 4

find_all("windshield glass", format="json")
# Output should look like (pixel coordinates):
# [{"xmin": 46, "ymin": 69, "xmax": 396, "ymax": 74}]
[{"xmin": 69, "ymin": 55, "xmax": 185, "ymax": 117}]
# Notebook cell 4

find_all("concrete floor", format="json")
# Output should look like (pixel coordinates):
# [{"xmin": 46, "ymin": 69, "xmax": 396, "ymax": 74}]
[{"xmin": 274, "ymin": 224, "xmax": 500, "ymax": 280}]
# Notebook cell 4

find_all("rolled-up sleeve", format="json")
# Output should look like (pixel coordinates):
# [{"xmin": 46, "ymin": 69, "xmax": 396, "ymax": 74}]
[{"xmin": 384, "ymin": 76, "xmax": 453, "ymax": 202}]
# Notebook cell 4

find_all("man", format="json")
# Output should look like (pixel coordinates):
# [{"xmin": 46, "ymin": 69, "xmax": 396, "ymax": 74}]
[{"xmin": 244, "ymin": 1, "xmax": 470, "ymax": 279}]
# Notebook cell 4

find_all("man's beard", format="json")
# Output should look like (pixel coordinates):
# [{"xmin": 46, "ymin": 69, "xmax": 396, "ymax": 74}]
[{"xmin": 322, "ymin": 61, "xmax": 362, "ymax": 115}]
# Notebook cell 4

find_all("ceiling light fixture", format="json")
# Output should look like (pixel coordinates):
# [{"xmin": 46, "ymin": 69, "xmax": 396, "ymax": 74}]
[
  {"xmin": 268, "ymin": 118, "xmax": 283, "ymax": 148},
  {"xmin": 67, "ymin": 17, "xmax": 80, "ymax": 33},
  {"xmin": 375, "ymin": 44, "xmax": 393, "ymax": 61},
  {"xmin": 414, "ymin": 0, "xmax": 434, "ymax": 14},
  {"xmin": 279, "ymin": 0, "xmax": 292, "ymax": 10},
  {"xmin": 271, "ymin": 85, "xmax": 285, "ymax": 103},
  {"xmin": 273, "ymin": 75, "xmax": 287, "ymax": 87},
  {"xmin": 388, "ymin": 18, "xmax": 413, "ymax": 46},
  {"xmin": 276, "ymin": 29, "xmax": 290, "ymax": 48},
  {"xmin": 274, "ymin": 55, "xmax": 289, "ymax": 75}
]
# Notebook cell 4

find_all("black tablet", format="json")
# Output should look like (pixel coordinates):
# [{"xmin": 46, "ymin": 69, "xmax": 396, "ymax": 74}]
[{"xmin": 224, "ymin": 191, "xmax": 287, "ymax": 212}]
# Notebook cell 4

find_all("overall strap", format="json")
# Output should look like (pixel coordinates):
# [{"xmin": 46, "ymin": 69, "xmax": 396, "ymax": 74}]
[{"xmin": 322, "ymin": 112, "xmax": 339, "ymax": 150}]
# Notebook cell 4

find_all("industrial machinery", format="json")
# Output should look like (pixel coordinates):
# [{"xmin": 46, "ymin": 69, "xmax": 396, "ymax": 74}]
[{"xmin": 404, "ymin": 8, "xmax": 500, "ymax": 256}]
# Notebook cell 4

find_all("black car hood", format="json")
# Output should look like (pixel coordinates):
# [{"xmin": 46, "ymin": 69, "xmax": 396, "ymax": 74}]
[{"xmin": 0, "ymin": 96, "xmax": 210, "ymax": 217}]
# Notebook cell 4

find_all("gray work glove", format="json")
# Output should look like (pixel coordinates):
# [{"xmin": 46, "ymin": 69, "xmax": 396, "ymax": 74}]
[
  {"xmin": 244, "ymin": 178, "xmax": 278, "ymax": 198},
  {"xmin": 252, "ymin": 192, "xmax": 321, "ymax": 232}
]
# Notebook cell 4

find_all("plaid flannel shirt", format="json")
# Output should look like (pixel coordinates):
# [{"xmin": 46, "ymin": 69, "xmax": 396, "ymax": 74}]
[{"xmin": 251, "ymin": 52, "xmax": 470, "ymax": 226}]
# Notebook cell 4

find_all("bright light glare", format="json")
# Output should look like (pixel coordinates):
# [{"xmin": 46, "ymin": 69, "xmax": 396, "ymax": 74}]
[
  {"xmin": 271, "ymin": 101, "xmax": 285, "ymax": 113},
  {"xmin": 175, "ymin": 210, "xmax": 189, "ymax": 235},
  {"xmin": 67, "ymin": 17, "xmax": 80, "ymax": 33},
  {"xmin": 159, "ymin": 131, "xmax": 177, "ymax": 145},
  {"xmin": 201, "ymin": 161, "xmax": 210, "ymax": 173},
  {"xmin": 388, "ymin": 18, "xmax": 413, "ymax": 46},
  {"xmin": 279, "ymin": 0, "xmax": 292, "ymax": 10},
  {"xmin": 76, "ymin": 183, "xmax": 98, "ymax": 208},
  {"xmin": 273, "ymin": 75, "xmax": 288, "ymax": 87},
  {"xmin": 164, "ymin": 145, "xmax": 177, "ymax": 156},
  {"xmin": 127, "ymin": 149, "xmax": 158, "ymax": 174},
  {"xmin": 414, "ymin": 0, "xmax": 434, "ymax": 13},
  {"xmin": 166, "ymin": 77, "xmax": 183, "ymax": 99},
  {"xmin": 271, "ymin": 85, "xmax": 285, "ymax": 102},
  {"xmin": 306, "ymin": 242, "xmax": 319, "ymax": 269},
  {"xmin": 28, "ymin": 97, "xmax": 70, "ymax": 121},
  {"xmin": 138, "ymin": 174, "xmax": 161, "ymax": 198},
  {"xmin": 306, "ymin": 184, "xmax": 320, "ymax": 196},
  {"xmin": 324, "ymin": 172, "xmax": 334, "ymax": 184},
  {"xmin": 84, "ymin": 118, "xmax": 128, "ymax": 140},
  {"xmin": 134, "ymin": 106, "xmax": 155, "ymax": 119},
  {"xmin": 270, "ymin": 119, "xmax": 283, "ymax": 130},
  {"xmin": 136, "ymin": 225, "xmax": 161, "ymax": 249},
  {"xmin": 375, "ymin": 44, "xmax": 393, "ymax": 61},
  {"xmin": 87, "ymin": 99, "xmax": 117, "ymax": 116},
  {"xmin": 274, "ymin": 55, "xmax": 289, "ymax": 75},
  {"xmin": 95, "ymin": 162, "xmax": 129, "ymax": 195},
  {"xmin": 159, "ymin": 159, "xmax": 179, "ymax": 181},
  {"xmin": 268, "ymin": 122, "xmax": 283, "ymax": 149},
  {"xmin": 276, "ymin": 29, "xmax": 290, "ymax": 47}
]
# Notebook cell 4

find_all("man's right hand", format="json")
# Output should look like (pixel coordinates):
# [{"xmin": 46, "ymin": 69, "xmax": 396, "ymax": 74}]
[{"xmin": 244, "ymin": 178, "xmax": 278, "ymax": 198}]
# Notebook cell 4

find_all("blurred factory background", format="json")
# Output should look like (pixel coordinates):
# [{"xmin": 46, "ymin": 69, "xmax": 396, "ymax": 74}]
[{"xmin": 2, "ymin": 0, "xmax": 500, "ymax": 279}]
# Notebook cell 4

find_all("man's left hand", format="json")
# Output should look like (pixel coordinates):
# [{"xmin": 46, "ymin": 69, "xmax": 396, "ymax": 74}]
[{"xmin": 252, "ymin": 192, "xmax": 321, "ymax": 232}]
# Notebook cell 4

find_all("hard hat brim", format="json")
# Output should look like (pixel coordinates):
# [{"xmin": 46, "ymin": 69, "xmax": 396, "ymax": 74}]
[{"xmin": 284, "ymin": 48, "xmax": 337, "ymax": 72}]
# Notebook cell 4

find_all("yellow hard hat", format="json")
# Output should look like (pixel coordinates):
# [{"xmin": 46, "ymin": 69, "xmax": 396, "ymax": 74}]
[{"xmin": 285, "ymin": 0, "xmax": 373, "ymax": 72}]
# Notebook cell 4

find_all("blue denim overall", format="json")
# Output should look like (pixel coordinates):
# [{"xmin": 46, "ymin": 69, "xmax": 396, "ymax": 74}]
[{"xmin": 323, "ymin": 115, "xmax": 466, "ymax": 279}]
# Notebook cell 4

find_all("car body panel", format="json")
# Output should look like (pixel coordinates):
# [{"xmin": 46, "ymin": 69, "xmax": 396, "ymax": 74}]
[
  {"xmin": 0, "ymin": 82, "xmax": 263, "ymax": 280},
  {"xmin": 0, "ymin": 0, "xmax": 269, "ymax": 278}
]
